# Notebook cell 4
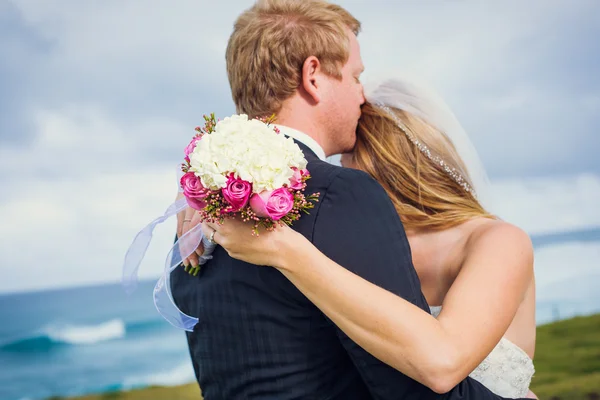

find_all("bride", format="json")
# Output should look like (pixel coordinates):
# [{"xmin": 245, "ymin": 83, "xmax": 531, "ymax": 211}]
[{"xmin": 185, "ymin": 78, "xmax": 537, "ymax": 398}]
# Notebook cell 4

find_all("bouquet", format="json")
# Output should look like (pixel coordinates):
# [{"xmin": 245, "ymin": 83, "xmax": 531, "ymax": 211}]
[
  {"xmin": 180, "ymin": 113, "xmax": 320, "ymax": 238},
  {"xmin": 122, "ymin": 113, "xmax": 319, "ymax": 330}
]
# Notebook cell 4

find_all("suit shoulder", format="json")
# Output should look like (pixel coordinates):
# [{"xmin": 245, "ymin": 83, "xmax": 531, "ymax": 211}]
[
  {"xmin": 305, "ymin": 162, "xmax": 391, "ymax": 211},
  {"xmin": 328, "ymin": 166, "xmax": 390, "ymax": 200},
  {"xmin": 304, "ymin": 159, "xmax": 345, "ymax": 191}
]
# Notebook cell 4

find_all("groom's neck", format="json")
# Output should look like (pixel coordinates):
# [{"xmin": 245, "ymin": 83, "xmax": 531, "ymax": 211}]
[
  {"xmin": 280, "ymin": 119, "xmax": 329, "ymax": 155},
  {"xmin": 276, "ymin": 109, "xmax": 330, "ymax": 156}
]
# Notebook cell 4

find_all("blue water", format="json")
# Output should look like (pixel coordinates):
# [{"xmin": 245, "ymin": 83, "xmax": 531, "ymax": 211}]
[
  {"xmin": 1, "ymin": 228, "xmax": 599, "ymax": 400},
  {"xmin": 531, "ymin": 226, "xmax": 600, "ymax": 248},
  {"xmin": 0, "ymin": 281, "xmax": 193, "ymax": 400}
]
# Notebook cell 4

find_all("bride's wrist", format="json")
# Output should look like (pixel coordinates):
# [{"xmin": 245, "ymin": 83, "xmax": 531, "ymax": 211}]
[{"xmin": 270, "ymin": 226, "xmax": 302, "ymax": 272}]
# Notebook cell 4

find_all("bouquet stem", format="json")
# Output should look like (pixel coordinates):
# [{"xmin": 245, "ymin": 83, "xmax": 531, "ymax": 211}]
[{"xmin": 183, "ymin": 264, "xmax": 201, "ymax": 276}]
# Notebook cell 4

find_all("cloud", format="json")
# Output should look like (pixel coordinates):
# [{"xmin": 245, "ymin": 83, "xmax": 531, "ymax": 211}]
[
  {"xmin": 354, "ymin": 0, "xmax": 600, "ymax": 177},
  {"xmin": 0, "ymin": 102, "xmax": 187, "ymax": 293},
  {"xmin": 2, "ymin": 0, "xmax": 240, "ymax": 148},
  {"xmin": 1, "ymin": 167, "xmax": 178, "ymax": 293},
  {"xmin": 490, "ymin": 173, "xmax": 600, "ymax": 235}
]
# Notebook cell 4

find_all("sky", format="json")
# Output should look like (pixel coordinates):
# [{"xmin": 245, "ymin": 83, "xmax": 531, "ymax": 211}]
[{"xmin": 0, "ymin": 0, "xmax": 599, "ymax": 294}]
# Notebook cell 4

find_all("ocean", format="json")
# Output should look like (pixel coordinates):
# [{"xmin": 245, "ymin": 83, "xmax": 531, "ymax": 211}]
[
  {"xmin": 1, "ymin": 228, "xmax": 599, "ymax": 400},
  {"xmin": 0, "ymin": 281, "xmax": 194, "ymax": 400}
]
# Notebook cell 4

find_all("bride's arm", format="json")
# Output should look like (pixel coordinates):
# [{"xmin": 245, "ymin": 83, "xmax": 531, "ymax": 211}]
[{"xmin": 209, "ymin": 220, "xmax": 534, "ymax": 393}]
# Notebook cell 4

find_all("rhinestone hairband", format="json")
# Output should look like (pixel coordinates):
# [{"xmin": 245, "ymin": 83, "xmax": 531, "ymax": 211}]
[{"xmin": 374, "ymin": 102, "xmax": 476, "ymax": 197}]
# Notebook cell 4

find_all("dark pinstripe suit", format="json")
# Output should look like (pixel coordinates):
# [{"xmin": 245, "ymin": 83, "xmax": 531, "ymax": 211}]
[{"xmin": 171, "ymin": 142, "xmax": 527, "ymax": 400}]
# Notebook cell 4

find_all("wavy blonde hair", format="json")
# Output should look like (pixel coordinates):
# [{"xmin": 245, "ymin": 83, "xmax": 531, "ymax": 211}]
[
  {"xmin": 353, "ymin": 102, "xmax": 495, "ymax": 231},
  {"xmin": 226, "ymin": 0, "xmax": 360, "ymax": 118}
]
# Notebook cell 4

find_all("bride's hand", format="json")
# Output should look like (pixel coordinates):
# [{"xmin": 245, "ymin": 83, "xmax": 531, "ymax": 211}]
[{"xmin": 202, "ymin": 219, "xmax": 295, "ymax": 268}]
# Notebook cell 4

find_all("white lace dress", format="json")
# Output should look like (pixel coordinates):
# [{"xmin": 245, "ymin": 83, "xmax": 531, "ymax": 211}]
[{"xmin": 430, "ymin": 306, "xmax": 535, "ymax": 398}]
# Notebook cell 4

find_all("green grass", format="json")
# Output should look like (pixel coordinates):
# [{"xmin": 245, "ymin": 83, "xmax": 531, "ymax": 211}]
[
  {"xmin": 64, "ymin": 314, "xmax": 600, "ymax": 400},
  {"xmin": 529, "ymin": 313, "xmax": 600, "ymax": 399},
  {"xmin": 53, "ymin": 384, "xmax": 202, "ymax": 400}
]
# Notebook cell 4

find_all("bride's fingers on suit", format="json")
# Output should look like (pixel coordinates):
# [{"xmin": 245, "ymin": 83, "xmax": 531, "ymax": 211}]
[
  {"xmin": 176, "ymin": 210, "xmax": 184, "ymax": 238},
  {"xmin": 180, "ymin": 207, "xmax": 199, "ymax": 267},
  {"xmin": 175, "ymin": 193, "xmax": 187, "ymax": 238},
  {"xmin": 201, "ymin": 223, "xmax": 214, "ymax": 239},
  {"xmin": 176, "ymin": 205, "xmax": 189, "ymax": 266},
  {"xmin": 180, "ymin": 207, "xmax": 195, "ymax": 235},
  {"xmin": 189, "ymin": 212, "xmax": 205, "ymax": 256},
  {"xmin": 204, "ymin": 221, "xmax": 221, "ymax": 235},
  {"xmin": 186, "ymin": 212, "xmax": 205, "ymax": 267},
  {"xmin": 187, "ymin": 252, "xmax": 200, "ymax": 268}
]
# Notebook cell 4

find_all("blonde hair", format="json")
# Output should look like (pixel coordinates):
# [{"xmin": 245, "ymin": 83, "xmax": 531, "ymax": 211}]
[
  {"xmin": 354, "ymin": 102, "xmax": 495, "ymax": 231},
  {"xmin": 226, "ymin": 0, "xmax": 360, "ymax": 118}
]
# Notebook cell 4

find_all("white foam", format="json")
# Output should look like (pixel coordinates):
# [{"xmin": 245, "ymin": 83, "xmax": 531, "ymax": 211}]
[{"xmin": 46, "ymin": 319, "xmax": 126, "ymax": 345}]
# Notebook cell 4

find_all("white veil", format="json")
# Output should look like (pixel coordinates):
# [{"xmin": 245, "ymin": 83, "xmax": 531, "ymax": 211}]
[{"xmin": 364, "ymin": 78, "xmax": 494, "ymax": 212}]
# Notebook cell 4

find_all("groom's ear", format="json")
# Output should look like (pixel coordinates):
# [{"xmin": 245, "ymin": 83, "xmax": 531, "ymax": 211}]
[{"xmin": 301, "ymin": 56, "xmax": 322, "ymax": 104}]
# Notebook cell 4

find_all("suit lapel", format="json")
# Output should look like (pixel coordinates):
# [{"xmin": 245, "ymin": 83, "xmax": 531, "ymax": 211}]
[{"xmin": 291, "ymin": 139, "xmax": 321, "ymax": 164}]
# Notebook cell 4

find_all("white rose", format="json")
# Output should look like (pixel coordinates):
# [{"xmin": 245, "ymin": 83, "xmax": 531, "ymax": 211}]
[{"xmin": 188, "ymin": 114, "xmax": 308, "ymax": 193}]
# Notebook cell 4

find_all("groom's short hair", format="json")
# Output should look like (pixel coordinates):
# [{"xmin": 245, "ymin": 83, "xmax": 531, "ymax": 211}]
[{"xmin": 226, "ymin": 0, "xmax": 360, "ymax": 118}]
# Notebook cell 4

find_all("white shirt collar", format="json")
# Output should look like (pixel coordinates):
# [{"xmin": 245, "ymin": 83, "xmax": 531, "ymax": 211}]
[{"xmin": 274, "ymin": 124, "xmax": 326, "ymax": 161}]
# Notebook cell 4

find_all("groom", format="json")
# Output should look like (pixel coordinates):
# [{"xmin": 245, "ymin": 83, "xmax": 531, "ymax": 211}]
[{"xmin": 172, "ymin": 1, "xmax": 526, "ymax": 399}]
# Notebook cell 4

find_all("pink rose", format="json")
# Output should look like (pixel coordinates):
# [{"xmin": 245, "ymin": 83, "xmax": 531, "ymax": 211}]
[
  {"xmin": 180, "ymin": 172, "xmax": 209, "ymax": 210},
  {"xmin": 289, "ymin": 167, "xmax": 309, "ymax": 190},
  {"xmin": 249, "ymin": 188, "xmax": 295, "ymax": 221},
  {"xmin": 184, "ymin": 135, "xmax": 202, "ymax": 161},
  {"xmin": 222, "ymin": 174, "xmax": 252, "ymax": 212}
]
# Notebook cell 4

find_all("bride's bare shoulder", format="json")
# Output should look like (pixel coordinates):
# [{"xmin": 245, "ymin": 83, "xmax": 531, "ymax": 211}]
[{"xmin": 465, "ymin": 218, "xmax": 534, "ymax": 268}]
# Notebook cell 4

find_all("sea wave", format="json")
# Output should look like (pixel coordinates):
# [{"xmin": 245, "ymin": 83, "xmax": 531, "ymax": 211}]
[
  {"xmin": 47, "ymin": 318, "xmax": 126, "ymax": 344},
  {"xmin": 0, "ymin": 319, "xmax": 126, "ymax": 352},
  {"xmin": 0, "ymin": 316, "xmax": 170, "ymax": 353}
]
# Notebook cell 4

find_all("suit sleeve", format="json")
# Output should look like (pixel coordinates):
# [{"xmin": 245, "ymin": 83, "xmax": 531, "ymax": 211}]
[{"xmin": 312, "ymin": 168, "xmax": 518, "ymax": 400}]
